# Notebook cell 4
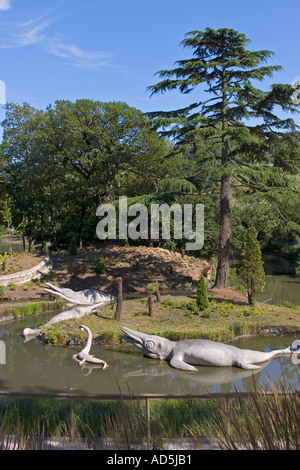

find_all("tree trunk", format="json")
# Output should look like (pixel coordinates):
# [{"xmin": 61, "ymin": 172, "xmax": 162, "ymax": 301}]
[
  {"xmin": 215, "ymin": 70, "xmax": 231, "ymax": 289},
  {"xmin": 248, "ymin": 279, "xmax": 255, "ymax": 305},
  {"xmin": 214, "ymin": 174, "xmax": 231, "ymax": 288},
  {"xmin": 77, "ymin": 194, "xmax": 86, "ymax": 250}
]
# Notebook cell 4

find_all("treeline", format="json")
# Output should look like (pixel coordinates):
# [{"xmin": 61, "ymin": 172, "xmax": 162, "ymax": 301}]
[
  {"xmin": 0, "ymin": 97, "xmax": 299, "ymax": 259},
  {"xmin": 1, "ymin": 28, "xmax": 300, "ymax": 288},
  {"xmin": 0, "ymin": 100, "xmax": 181, "ymax": 250}
]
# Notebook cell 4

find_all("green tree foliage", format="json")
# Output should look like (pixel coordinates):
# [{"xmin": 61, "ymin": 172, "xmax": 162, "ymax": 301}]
[
  {"xmin": 238, "ymin": 226, "xmax": 265, "ymax": 305},
  {"xmin": 148, "ymin": 27, "xmax": 299, "ymax": 288},
  {"xmin": 45, "ymin": 100, "xmax": 171, "ymax": 205},
  {"xmin": 0, "ymin": 36, "xmax": 299, "ymax": 262},
  {"xmin": 196, "ymin": 273, "xmax": 209, "ymax": 310},
  {"xmin": 0, "ymin": 100, "xmax": 174, "ymax": 249}
]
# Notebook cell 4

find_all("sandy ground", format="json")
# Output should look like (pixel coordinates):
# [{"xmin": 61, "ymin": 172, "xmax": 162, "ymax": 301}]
[{"xmin": 0, "ymin": 245, "xmax": 248, "ymax": 309}]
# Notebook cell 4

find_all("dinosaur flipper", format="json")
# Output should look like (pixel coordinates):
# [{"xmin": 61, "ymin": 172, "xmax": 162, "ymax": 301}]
[
  {"xmin": 233, "ymin": 360, "xmax": 262, "ymax": 370},
  {"xmin": 169, "ymin": 357, "xmax": 198, "ymax": 371}
]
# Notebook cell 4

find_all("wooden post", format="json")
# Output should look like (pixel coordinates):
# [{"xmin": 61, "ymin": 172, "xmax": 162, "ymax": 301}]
[
  {"xmin": 70, "ymin": 397, "xmax": 75, "ymax": 440},
  {"xmin": 148, "ymin": 294, "xmax": 155, "ymax": 317},
  {"xmin": 155, "ymin": 283, "xmax": 161, "ymax": 302},
  {"xmin": 146, "ymin": 397, "xmax": 151, "ymax": 448},
  {"xmin": 115, "ymin": 277, "xmax": 123, "ymax": 321}
]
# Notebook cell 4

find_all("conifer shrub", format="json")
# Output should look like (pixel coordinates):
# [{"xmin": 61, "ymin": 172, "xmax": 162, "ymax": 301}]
[
  {"xmin": 238, "ymin": 226, "xmax": 265, "ymax": 305},
  {"xmin": 196, "ymin": 273, "xmax": 209, "ymax": 310},
  {"xmin": 96, "ymin": 254, "xmax": 106, "ymax": 274}
]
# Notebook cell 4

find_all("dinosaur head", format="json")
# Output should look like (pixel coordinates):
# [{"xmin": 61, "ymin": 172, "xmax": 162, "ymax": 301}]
[{"xmin": 121, "ymin": 327, "xmax": 173, "ymax": 360}]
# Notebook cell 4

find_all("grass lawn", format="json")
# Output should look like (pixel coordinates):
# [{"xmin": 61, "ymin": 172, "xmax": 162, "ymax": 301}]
[{"xmin": 41, "ymin": 292, "xmax": 300, "ymax": 346}]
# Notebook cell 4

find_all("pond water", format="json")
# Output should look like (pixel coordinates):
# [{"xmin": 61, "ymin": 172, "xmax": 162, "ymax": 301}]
[
  {"xmin": 0, "ymin": 311, "xmax": 299, "ymax": 395},
  {"xmin": 232, "ymin": 254, "xmax": 300, "ymax": 306},
  {"xmin": 0, "ymin": 241, "xmax": 24, "ymax": 255}
]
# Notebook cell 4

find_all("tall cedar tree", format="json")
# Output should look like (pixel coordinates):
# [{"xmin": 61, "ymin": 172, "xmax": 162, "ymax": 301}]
[
  {"xmin": 238, "ymin": 226, "xmax": 265, "ymax": 305},
  {"xmin": 147, "ymin": 28, "xmax": 299, "ymax": 288}
]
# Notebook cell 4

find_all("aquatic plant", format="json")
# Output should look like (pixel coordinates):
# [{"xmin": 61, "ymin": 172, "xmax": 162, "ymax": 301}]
[{"xmin": 3, "ymin": 300, "xmax": 65, "ymax": 319}]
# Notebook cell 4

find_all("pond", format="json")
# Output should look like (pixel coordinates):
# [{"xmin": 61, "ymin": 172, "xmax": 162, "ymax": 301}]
[
  {"xmin": 0, "ymin": 311, "xmax": 299, "ymax": 395},
  {"xmin": 232, "ymin": 254, "xmax": 300, "ymax": 306},
  {"xmin": 0, "ymin": 240, "xmax": 24, "ymax": 255}
]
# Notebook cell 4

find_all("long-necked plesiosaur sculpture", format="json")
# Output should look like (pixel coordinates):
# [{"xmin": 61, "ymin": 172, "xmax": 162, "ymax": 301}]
[
  {"xmin": 73, "ymin": 324, "xmax": 108, "ymax": 368},
  {"xmin": 121, "ymin": 327, "xmax": 298, "ymax": 371}
]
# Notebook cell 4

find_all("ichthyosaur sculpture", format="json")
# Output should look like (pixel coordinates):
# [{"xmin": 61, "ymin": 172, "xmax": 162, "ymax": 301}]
[
  {"xmin": 22, "ymin": 284, "xmax": 116, "ymax": 339},
  {"xmin": 44, "ymin": 282, "xmax": 116, "ymax": 305},
  {"xmin": 121, "ymin": 327, "xmax": 298, "ymax": 371},
  {"xmin": 22, "ymin": 303, "xmax": 104, "ymax": 338}
]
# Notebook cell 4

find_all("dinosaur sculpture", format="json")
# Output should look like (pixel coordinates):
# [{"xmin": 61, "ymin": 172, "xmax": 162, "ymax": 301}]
[
  {"xmin": 44, "ymin": 282, "xmax": 116, "ymax": 305},
  {"xmin": 121, "ymin": 327, "xmax": 296, "ymax": 371},
  {"xmin": 22, "ymin": 283, "xmax": 116, "ymax": 338},
  {"xmin": 22, "ymin": 303, "xmax": 103, "ymax": 338},
  {"xmin": 73, "ymin": 324, "xmax": 108, "ymax": 368}
]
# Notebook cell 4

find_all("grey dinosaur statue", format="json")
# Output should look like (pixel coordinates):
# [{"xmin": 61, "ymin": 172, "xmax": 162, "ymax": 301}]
[
  {"xmin": 22, "ymin": 303, "xmax": 104, "ymax": 338},
  {"xmin": 73, "ymin": 325, "xmax": 108, "ymax": 368},
  {"xmin": 121, "ymin": 327, "xmax": 297, "ymax": 371},
  {"xmin": 44, "ymin": 282, "xmax": 116, "ymax": 305}
]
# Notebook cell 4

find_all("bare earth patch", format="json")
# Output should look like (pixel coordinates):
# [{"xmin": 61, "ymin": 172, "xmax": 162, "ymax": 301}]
[{"xmin": 0, "ymin": 245, "xmax": 247, "ymax": 308}]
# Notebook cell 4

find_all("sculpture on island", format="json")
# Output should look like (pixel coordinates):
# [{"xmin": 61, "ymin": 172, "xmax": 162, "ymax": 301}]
[
  {"xmin": 22, "ymin": 303, "xmax": 104, "ymax": 338},
  {"xmin": 73, "ymin": 324, "xmax": 108, "ymax": 368},
  {"xmin": 44, "ymin": 282, "xmax": 116, "ymax": 306},
  {"xmin": 22, "ymin": 283, "xmax": 116, "ymax": 339},
  {"xmin": 121, "ymin": 327, "xmax": 296, "ymax": 371}
]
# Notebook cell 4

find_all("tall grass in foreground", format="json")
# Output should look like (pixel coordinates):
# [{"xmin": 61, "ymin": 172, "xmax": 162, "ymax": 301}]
[
  {"xmin": 0, "ymin": 382, "xmax": 299, "ymax": 449},
  {"xmin": 188, "ymin": 383, "xmax": 300, "ymax": 450}
]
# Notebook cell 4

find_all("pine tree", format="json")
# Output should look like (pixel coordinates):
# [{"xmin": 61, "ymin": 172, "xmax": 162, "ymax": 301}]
[
  {"xmin": 238, "ymin": 226, "xmax": 265, "ymax": 305},
  {"xmin": 196, "ymin": 273, "xmax": 209, "ymax": 310},
  {"xmin": 148, "ymin": 27, "xmax": 299, "ymax": 288}
]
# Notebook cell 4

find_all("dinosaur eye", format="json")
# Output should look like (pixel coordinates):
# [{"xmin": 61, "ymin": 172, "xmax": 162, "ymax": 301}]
[{"xmin": 145, "ymin": 340, "xmax": 155, "ymax": 350}]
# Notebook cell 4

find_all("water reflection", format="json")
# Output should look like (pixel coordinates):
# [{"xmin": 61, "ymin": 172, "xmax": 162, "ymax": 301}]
[
  {"xmin": 256, "ymin": 275, "xmax": 300, "ymax": 306},
  {"xmin": 0, "ymin": 313, "xmax": 298, "ymax": 394},
  {"xmin": 0, "ymin": 242, "xmax": 24, "ymax": 254},
  {"xmin": 232, "ymin": 255, "xmax": 300, "ymax": 306}
]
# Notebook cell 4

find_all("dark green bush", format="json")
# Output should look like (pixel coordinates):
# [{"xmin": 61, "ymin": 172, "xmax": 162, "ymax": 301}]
[
  {"xmin": 196, "ymin": 273, "xmax": 209, "ymax": 310},
  {"xmin": 96, "ymin": 254, "xmax": 106, "ymax": 274}
]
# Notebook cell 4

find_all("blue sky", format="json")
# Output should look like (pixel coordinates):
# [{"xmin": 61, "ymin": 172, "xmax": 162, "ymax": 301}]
[{"xmin": 0, "ymin": 0, "xmax": 299, "ymax": 125}]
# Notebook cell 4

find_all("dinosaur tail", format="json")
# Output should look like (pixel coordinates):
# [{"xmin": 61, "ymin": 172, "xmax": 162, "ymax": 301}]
[{"xmin": 22, "ymin": 327, "xmax": 42, "ymax": 337}]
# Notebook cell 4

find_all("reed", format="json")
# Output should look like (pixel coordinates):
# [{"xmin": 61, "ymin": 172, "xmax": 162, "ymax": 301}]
[
  {"xmin": 188, "ymin": 381, "xmax": 300, "ymax": 450},
  {"xmin": 0, "ymin": 382, "xmax": 299, "ymax": 450},
  {"xmin": 3, "ymin": 300, "xmax": 65, "ymax": 319}
]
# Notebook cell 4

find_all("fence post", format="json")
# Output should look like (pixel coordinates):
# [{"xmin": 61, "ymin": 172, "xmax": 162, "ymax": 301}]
[
  {"xmin": 146, "ymin": 397, "xmax": 151, "ymax": 448},
  {"xmin": 147, "ymin": 294, "xmax": 155, "ymax": 317},
  {"xmin": 70, "ymin": 397, "xmax": 75, "ymax": 440}
]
